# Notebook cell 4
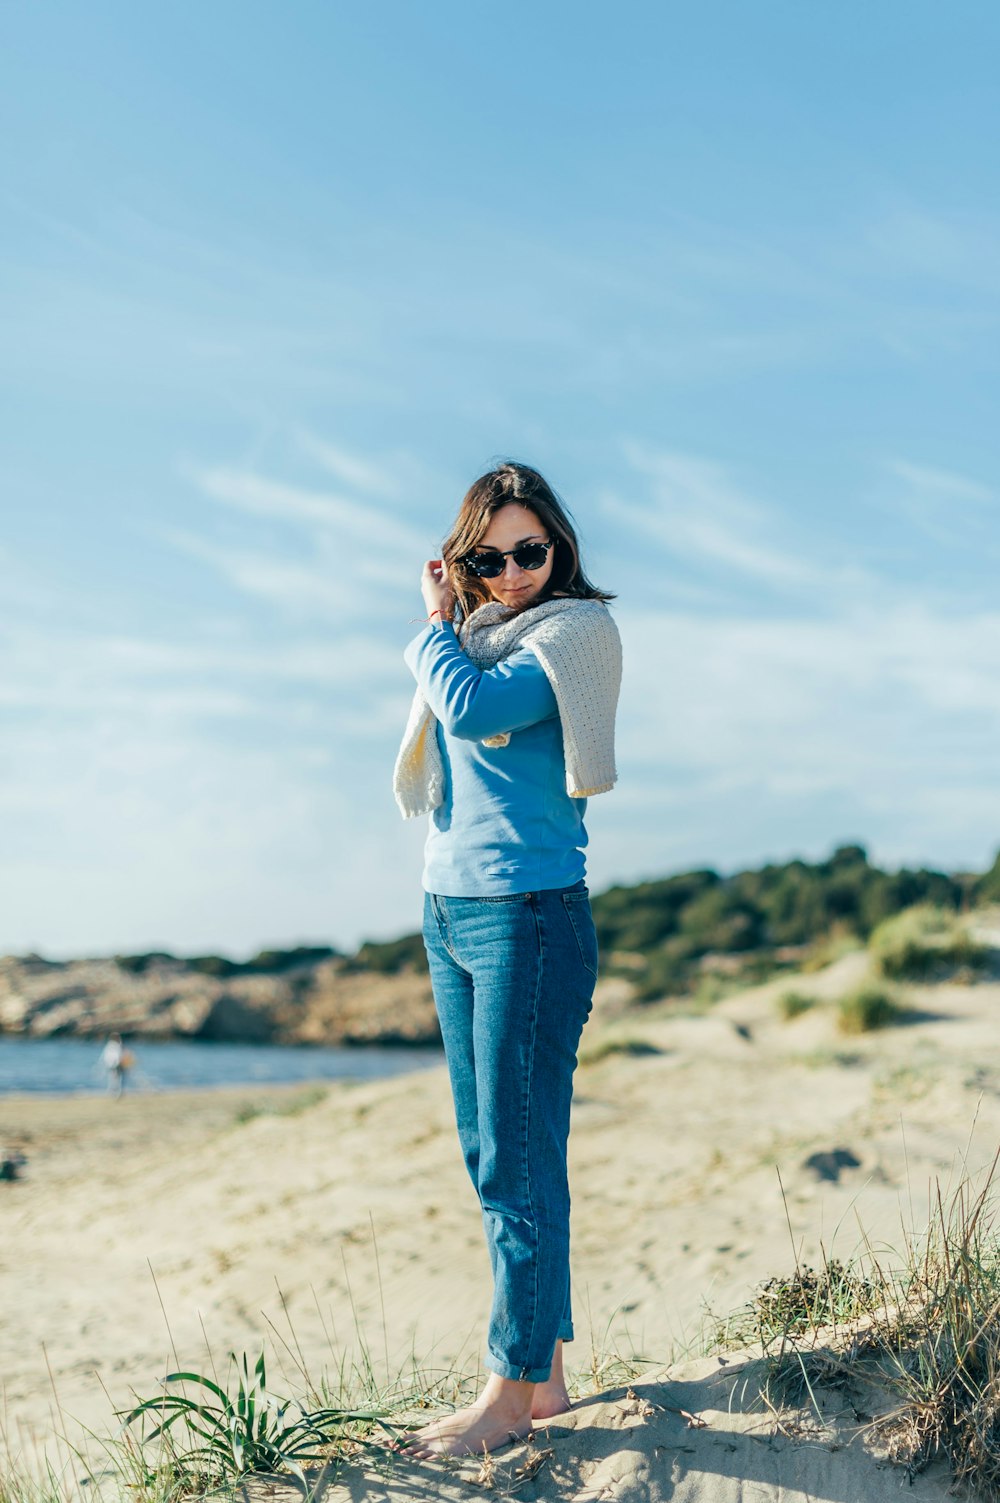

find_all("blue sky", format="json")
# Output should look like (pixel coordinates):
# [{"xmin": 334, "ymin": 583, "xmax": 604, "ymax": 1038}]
[{"xmin": 2, "ymin": 2, "xmax": 999, "ymax": 958}]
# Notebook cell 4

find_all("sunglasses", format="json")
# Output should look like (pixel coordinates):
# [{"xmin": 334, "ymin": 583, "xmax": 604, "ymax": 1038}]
[{"xmin": 461, "ymin": 539, "xmax": 555, "ymax": 579}]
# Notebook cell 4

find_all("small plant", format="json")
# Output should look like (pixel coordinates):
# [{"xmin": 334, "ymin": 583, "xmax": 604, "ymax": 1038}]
[
  {"xmin": 775, "ymin": 990, "xmax": 815, "ymax": 1022},
  {"xmin": 578, "ymin": 1033, "xmax": 663, "ymax": 1066},
  {"xmin": 715, "ymin": 1256, "xmax": 880, "ymax": 1355},
  {"xmin": 837, "ymin": 982, "xmax": 903, "ymax": 1034},
  {"xmin": 234, "ymin": 1086, "xmax": 328, "ymax": 1125},
  {"xmin": 123, "ymin": 1349, "xmax": 385, "ymax": 1484}
]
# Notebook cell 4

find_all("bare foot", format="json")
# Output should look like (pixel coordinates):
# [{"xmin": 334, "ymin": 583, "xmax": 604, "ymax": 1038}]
[
  {"xmin": 531, "ymin": 1377, "xmax": 572, "ymax": 1420},
  {"xmin": 532, "ymin": 1340, "xmax": 573, "ymax": 1420},
  {"xmin": 396, "ymin": 1375, "xmax": 534, "ymax": 1459}
]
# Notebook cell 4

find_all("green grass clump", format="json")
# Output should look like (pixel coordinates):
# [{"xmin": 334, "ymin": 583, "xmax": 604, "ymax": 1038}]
[
  {"xmin": 837, "ymin": 982, "xmax": 904, "ymax": 1034},
  {"xmin": 123, "ymin": 1349, "xmax": 387, "ymax": 1487},
  {"xmin": 775, "ymin": 990, "xmax": 816, "ymax": 1022},
  {"xmin": 714, "ymin": 1256, "xmax": 880, "ymax": 1355},
  {"xmin": 869, "ymin": 905, "xmax": 989, "ymax": 982}
]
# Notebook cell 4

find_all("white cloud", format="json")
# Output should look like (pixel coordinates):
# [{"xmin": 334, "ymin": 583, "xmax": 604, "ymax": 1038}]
[
  {"xmin": 292, "ymin": 431, "xmax": 402, "ymax": 496},
  {"xmin": 612, "ymin": 445, "xmax": 870, "ymax": 601},
  {"xmin": 156, "ymin": 456, "xmax": 438, "ymax": 619},
  {"xmin": 887, "ymin": 460, "xmax": 995, "ymax": 507}
]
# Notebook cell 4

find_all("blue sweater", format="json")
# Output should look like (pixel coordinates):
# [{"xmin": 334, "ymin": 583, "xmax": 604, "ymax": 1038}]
[{"xmin": 403, "ymin": 620, "xmax": 588, "ymax": 896}]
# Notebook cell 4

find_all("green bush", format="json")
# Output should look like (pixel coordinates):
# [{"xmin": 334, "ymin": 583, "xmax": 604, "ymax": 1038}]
[
  {"xmin": 347, "ymin": 932, "xmax": 429, "ymax": 975},
  {"xmin": 837, "ymin": 983, "xmax": 904, "ymax": 1034},
  {"xmin": 249, "ymin": 945, "xmax": 338, "ymax": 972},
  {"xmin": 187, "ymin": 954, "xmax": 242, "ymax": 978},
  {"xmin": 593, "ymin": 844, "xmax": 975, "ymax": 1003},
  {"xmin": 114, "ymin": 951, "xmax": 177, "ymax": 974},
  {"xmin": 869, "ymin": 906, "xmax": 988, "ymax": 982},
  {"xmin": 776, "ymin": 990, "xmax": 816, "ymax": 1021}
]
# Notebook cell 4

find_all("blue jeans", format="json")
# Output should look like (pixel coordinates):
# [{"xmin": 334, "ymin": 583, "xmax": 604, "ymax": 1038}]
[{"xmin": 422, "ymin": 880, "xmax": 598, "ymax": 1383}]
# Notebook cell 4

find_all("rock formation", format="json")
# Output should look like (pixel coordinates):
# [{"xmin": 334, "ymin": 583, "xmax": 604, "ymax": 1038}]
[{"xmin": 0, "ymin": 953, "xmax": 439, "ymax": 1047}]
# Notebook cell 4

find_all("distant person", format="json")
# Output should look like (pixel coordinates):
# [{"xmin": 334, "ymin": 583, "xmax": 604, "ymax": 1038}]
[
  {"xmin": 101, "ymin": 1033, "xmax": 132, "ymax": 1097},
  {"xmin": 392, "ymin": 462, "xmax": 622, "ymax": 1457}
]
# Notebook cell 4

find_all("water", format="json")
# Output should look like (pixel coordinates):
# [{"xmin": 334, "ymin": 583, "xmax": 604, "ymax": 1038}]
[{"xmin": 0, "ymin": 1036, "xmax": 443, "ymax": 1096}]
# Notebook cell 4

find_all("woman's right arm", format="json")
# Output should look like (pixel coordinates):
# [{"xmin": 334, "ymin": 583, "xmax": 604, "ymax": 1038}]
[{"xmin": 404, "ymin": 623, "xmax": 558, "ymax": 740}]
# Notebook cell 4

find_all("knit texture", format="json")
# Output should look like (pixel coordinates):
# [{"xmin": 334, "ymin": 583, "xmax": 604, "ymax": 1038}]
[{"xmin": 393, "ymin": 596, "xmax": 622, "ymax": 819}]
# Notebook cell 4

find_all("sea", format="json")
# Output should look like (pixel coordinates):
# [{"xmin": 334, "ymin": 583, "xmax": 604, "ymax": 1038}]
[{"xmin": 0, "ymin": 1036, "xmax": 443, "ymax": 1096}]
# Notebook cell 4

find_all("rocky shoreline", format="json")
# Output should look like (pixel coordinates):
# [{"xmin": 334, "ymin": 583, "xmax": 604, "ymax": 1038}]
[{"xmin": 0, "ymin": 952, "xmax": 440, "ymax": 1047}]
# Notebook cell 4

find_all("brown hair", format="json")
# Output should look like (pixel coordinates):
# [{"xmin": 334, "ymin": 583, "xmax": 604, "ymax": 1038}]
[{"xmin": 442, "ymin": 461, "xmax": 615, "ymax": 622}]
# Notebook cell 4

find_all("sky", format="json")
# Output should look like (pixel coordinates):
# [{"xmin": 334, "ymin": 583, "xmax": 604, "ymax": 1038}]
[{"xmin": 2, "ymin": 1, "xmax": 999, "ymax": 959}]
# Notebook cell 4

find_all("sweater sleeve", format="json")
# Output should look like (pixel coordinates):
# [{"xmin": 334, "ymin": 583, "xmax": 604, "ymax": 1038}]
[{"xmin": 403, "ymin": 622, "xmax": 558, "ymax": 741}]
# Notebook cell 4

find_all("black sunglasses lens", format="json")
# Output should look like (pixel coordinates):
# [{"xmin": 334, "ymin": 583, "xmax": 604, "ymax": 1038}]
[
  {"xmin": 466, "ymin": 552, "xmax": 504, "ymax": 578},
  {"xmin": 513, "ymin": 544, "xmax": 548, "ymax": 570}
]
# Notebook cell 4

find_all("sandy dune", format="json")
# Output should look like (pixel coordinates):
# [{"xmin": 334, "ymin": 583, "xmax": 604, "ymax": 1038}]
[
  {"xmin": 3, "ymin": 950, "xmax": 999, "ymax": 1498},
  {"xmin": 245, "ymin": 1355, "xmax": 953, "ymax": 1502}
]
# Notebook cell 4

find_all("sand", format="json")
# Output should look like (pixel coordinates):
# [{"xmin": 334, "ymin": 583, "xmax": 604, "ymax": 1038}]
[{"xmin": 3, "ymin": 949, "xmax": 999, "ymax": 1499}]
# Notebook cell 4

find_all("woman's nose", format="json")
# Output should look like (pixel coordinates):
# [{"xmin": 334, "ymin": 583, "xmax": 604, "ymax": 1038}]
[{"xmin": 503, "ymin": 555, "xmax": 524, "ymax": 578}]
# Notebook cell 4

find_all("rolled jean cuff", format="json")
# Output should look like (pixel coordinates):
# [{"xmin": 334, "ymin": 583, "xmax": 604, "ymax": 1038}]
[{"xmin": 483, "ymin": 1351, "xmax": 552, "ymax": 1384}]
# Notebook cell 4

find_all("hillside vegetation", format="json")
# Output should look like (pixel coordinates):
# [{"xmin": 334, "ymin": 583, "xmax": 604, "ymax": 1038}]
[{"xmin": 351, "ymin": 842, "xmax": 1000, "ymax": 1002}]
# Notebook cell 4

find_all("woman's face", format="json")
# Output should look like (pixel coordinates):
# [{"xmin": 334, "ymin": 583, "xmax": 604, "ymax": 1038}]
[{"xmin": 474, "ymin": 504, "xmax": 556, "ymax": 610}]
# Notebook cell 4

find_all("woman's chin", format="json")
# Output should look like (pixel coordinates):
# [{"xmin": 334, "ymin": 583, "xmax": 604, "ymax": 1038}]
[{"xmin": 496, "ymin": 587, "xmax": 536, "ymax": 608}]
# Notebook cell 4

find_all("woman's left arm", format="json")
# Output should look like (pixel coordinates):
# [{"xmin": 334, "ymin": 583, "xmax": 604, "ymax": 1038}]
[{"xmin": 404, "ymin": 624, "xmax": 557, "ymax": 740}]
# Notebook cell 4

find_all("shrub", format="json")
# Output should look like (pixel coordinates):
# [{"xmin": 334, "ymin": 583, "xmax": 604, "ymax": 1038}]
[
  {"xmin": 114, "ymin": 951, "xmax": 177, "ymax": 974},
  {"xmin": 775, "ymin": 990, "xmax": 816, "ymax": 1021},
  {"xmin": 187, "ymin": 954, "xmax": 242, "ymax": 978},
  {"xmin": 249, "ymin": 945, "xmax": 338, "ymax": 972},
  {"xmin": 716, "ymin": 1257, "xmax": 879, "ymax": 1353},
  {"xmin": 347, "ymin": 933, "xmax": 428, "ymax": 975},
  {"xmin": 869, "ymin": 905, "xmax": 988, "ymax": 982},
  {"xmin": 837, "ymin": 983, "xmax": 903, "ymax": 1034}
]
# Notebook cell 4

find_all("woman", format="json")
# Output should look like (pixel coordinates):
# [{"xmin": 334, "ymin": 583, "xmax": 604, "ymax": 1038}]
[{"xmin": 393, "ymin": 461, "xmax": 622, "ymax": 1458}]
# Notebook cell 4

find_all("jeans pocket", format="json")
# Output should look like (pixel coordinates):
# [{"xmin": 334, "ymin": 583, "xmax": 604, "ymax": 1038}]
[
  {"xmin": 478, "ymin": 892, "xmax": 532, "ymax": 904},
  {"xmin": 562, "ymin": 892, "xmax": 599, "ymax": 979}
]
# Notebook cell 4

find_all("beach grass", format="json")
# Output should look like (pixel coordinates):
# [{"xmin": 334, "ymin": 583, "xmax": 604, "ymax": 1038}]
[
  {"xmin": 720, "ymin": 1151, "xmax": 1000, "ymax": 1498},
  {"xmin": 1, "ymin": 1277, "xmax": 669, "ymax": 1503}
]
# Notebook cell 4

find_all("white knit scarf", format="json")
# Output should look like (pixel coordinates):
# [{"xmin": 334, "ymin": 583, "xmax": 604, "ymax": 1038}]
[{"xmin": 393, "ymin": 595, "xmax": 622, "ymax": 819}]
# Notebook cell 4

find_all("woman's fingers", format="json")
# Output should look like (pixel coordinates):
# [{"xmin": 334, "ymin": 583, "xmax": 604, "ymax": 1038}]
[{"xmin": 421, "ymin": 557, "xmax": 455, "ymax": 617}]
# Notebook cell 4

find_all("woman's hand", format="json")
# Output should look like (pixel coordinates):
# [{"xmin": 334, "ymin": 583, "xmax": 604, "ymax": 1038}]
[{"xmin": 421, "ymin": 558, "xmax": 455, "ymax": 621}]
